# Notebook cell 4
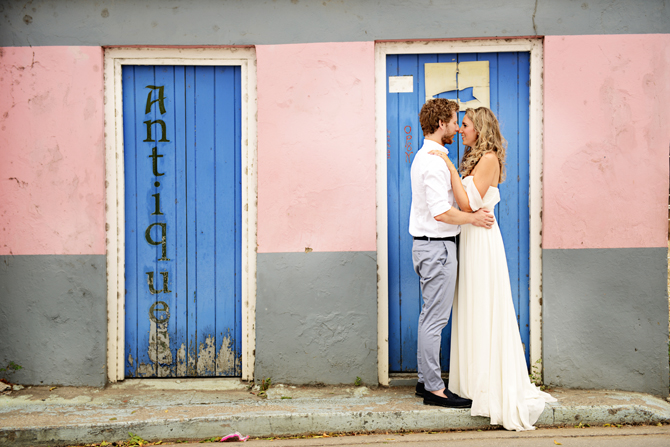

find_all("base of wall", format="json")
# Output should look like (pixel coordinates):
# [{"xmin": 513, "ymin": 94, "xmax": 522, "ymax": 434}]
[
  {"xmin": 255, "ymin": 251, "xmax": 377, "ymax": 385},
  {"xmin": 543, "ymin": 247, "xmax": 669, "ymax": 396},
  {"xmin": 0, "ymin": 255, "xmax": 107, "ymax": 387}
]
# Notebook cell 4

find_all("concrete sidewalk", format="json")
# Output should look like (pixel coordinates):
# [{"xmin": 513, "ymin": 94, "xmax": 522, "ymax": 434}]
[{"xmin": 1, "ymin": 379, "xmax": 669, "ymax": 446}]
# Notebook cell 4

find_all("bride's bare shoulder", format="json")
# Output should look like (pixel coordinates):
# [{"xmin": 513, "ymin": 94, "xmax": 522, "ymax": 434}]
[
  {"xmin": 472, "ymin": 152, "xmax": 499, "ymax": 173},
  {"xmin": 479, "ymin": 152, "xmax": 499, "ymax": 164}
]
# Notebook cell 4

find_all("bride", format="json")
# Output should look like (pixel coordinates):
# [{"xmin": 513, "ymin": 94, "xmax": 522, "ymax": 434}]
[{"xmin": 430, "ymin": 107, "xmax": 555, "ymax": 431}]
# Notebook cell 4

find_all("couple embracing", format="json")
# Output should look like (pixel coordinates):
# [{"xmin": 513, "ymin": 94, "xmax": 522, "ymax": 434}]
[{"xmin": 409, "ymin": 98, "xmax": 555, "ymax": 431}]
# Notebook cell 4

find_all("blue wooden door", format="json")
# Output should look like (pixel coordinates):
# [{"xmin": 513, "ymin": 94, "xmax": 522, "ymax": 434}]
[
  {"xmin": 123, "ymin": 65, "xmax": 242, "ymax": 377},
  {"xmin": 387, "ymin": 52, "xmax": 531, "ymax": 373}
]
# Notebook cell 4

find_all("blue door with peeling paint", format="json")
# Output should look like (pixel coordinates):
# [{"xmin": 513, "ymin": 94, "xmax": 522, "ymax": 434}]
[
  {"xmin": 123, "ymin": 65, "xmax": 242, "ymax": 377},
  {"xmin": 387, "ymin": 52, "xmax": 531, "ymax": 373}
]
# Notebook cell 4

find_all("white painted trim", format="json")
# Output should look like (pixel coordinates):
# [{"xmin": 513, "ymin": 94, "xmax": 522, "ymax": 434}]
[
  {"xmin": 375, "ymin": 44, "xmax": 390, "ymax": 386},
  {"xmin": 527, "ymin": 40, "xmax": 544, "ymax": 376},
  {"xmin": 103, "ymin": 47, "xmax": 258, "ymax": 383},
  {"xmin": 375, "ymin": 39, "xmax": 545, "ymax": 386}
]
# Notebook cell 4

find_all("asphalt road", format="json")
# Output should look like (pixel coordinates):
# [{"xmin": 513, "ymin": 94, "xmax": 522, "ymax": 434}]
[{"xmin": 157, "ymin": 425, "xmax": 670, "ymax": 447}]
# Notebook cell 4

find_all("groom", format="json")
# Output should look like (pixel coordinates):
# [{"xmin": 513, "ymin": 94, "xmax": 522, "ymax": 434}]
[{"xmin": 409, "ymin": 98, "xmax": 493, "ymax": 408}]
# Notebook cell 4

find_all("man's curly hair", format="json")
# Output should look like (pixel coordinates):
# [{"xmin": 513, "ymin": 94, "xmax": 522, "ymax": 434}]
[{"xmin": 419, "ymin": 98, "xmax": 459, "ymax": 136}]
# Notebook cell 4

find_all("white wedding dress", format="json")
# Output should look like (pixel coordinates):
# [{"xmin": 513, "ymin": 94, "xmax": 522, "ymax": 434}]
[{"xmin": 448, "ymin": 176, "xmax": 556, "ymax": 431}]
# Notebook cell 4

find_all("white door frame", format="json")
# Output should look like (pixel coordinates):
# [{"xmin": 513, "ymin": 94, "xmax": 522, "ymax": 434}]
[
  {"xmin": 103, "ymin": 47, "xmax": 258, "ymax": 382},
  {"xmin": 375, "ymin": 39, "xmax": 544, "ymax": 385}
]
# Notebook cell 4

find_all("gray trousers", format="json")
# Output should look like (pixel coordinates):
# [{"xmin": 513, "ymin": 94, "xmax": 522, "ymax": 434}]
[{"xmin": 412, "ymin": 239, "xmax": 457, "ymax": 392}]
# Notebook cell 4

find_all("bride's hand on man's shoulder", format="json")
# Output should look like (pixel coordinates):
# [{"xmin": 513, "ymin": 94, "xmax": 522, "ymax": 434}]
[{"xmin": 428, "ymin": 150, "xmax": 456, "ymax": 170}]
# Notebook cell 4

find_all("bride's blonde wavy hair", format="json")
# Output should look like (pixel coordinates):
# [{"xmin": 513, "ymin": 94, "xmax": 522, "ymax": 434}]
[{"xmin": 458, "ymin": 107, "xmax": 507, "ymax": 183}]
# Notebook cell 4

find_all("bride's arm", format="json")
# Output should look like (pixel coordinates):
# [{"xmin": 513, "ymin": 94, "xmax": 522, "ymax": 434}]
[{"xmin": 429, "ymin": 150, "xmax": 472, "ymax": 212}]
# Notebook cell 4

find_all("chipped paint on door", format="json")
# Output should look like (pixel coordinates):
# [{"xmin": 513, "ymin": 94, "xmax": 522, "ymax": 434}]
[{"xmin": 123, "ymin": 65, "xmax": 242, "ymax": 377}]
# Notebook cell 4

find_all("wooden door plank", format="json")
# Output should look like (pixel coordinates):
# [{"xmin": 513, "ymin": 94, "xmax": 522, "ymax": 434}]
[
  {"xmin": 194, "ymin": 66, "xmax": 217, "ymax": 376},
  {"xmin": 173, "ymin": 66, "xmax": 189, "ymax": 377},
  {"xmin": 232, "ymin": 66, "xmax": 243, "ymax": 374},
  {"xmin": 497, "ymin": 52, "xmax": 521, "ymax": 322},
  {"xmin": 386, "ymin": 55, "xmax": 402, "ymax": 372},
  {"xmin": 135, "ymin": 65, "xmax": 163, "ymax": 377},
  {"xmin": 185, "ymin": 66, "xmax": 199, "ymax": 376},
  {"xmin": 122, "ymin": 65, "xmax": 139, "ymax": 377},
  {"xmin": 474, "ymin": 52, "xmax": 500, "ymax": 221},
  {"xmin": 397, "ymin": 54, "xmax": 421, "ymax": 372},
  {"xmin": 517, "ymin": 52, "xmax": 531, "ymax": 366},
  {"xmin": 153, "ymin": 66, "xmax": 177, "ymax": 377},
  {"xmin": 214, "ymin": 65, "xmax": 239, "ymax": 376}
]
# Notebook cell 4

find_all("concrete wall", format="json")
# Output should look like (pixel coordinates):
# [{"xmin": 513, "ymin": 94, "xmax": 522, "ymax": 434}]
[
  {"xmin": 542, "ymin": 34, "xmax": 670, "ymax": 395},
  {"xmin": 0, "ymin": 0, "xmax": 668, "ymax": 392},
  {"xmin": 0, "ymin": 46, "xmax": 106, "ymax": 386},
  {"xmin": 0, "ymin": 255, "xmax": 107, "ymax": 386},
  {"xmin": 255, "ymin": 42, "xmax": 377, "ymax": 384},
  {"xmin": 1, "ymin": 0, "xmax": 668, "ymax": 47},
  {"xmin": 543, "ymin": 248, "xmax": 668, "ymax": 394},
  {"xmin": 256, "ymin": 252, "xmax": 377, "ymax": 385}
]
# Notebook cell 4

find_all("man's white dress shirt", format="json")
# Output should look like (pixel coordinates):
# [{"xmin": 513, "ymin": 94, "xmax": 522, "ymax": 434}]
[{"xmin": 409, "ymin": 139, "xmax": 460, "ymax": 238}]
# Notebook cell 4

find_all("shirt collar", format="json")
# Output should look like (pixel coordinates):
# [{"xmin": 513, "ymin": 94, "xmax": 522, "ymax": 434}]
[{"xmin": 423, "ymin": 138, "xmax": 449, "ymax": 155}]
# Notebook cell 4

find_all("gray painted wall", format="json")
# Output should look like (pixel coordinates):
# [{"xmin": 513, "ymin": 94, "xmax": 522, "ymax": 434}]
[
  {"xmin": 543, "ymin": 247, "xmax": 669, "ymax": 396},
  {"xmin": 0, "ymin": 255, "xmax": 107, "ymax": 387},
  {"xmin": 1, "ymin": 0, "xmax": 668, "ymax": 47},
  {"xmin": 256, "ymin": 251, "xmax": 377, "ymax": 386}
]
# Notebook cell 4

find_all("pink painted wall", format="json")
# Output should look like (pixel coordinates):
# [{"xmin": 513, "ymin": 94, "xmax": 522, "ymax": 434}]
[
  {"xmin": 0, "ymin": 46, "xmax": 105, "ymax": 256},
  {"xmin": 543, "ymin": 35, "xmax": 670, "ymax": 250},
  {"xmin": 256, "ymin": 42, "xmax": 376, "ymax": 253}
]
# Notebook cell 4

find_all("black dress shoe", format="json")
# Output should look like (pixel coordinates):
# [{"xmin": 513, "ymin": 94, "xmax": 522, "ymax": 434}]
[
  {"xmin": 415, "ymin": 380, "xmax": 449, "ymax": 397},
  {"xmin": 423, "ymin": 389, "xmax": 472, "ymax": 408}
]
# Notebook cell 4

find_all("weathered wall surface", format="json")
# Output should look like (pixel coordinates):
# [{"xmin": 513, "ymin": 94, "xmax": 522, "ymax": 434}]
[
  {"xmin": 0, "ymin": 255, "xmax": 107, "ymax": 387},
  {"xmin": 255, "ymin": 252, "xmax": 377, "ymax": 385},
  {"xmin": 543, "ymin": 248, "xmax": 668, "ymax": 395},
  {"xmin": 543, "ymin": 34, "xmax": 670, "ymax": 250},
  {"xmin": 1, "ymin": 0, "xmax": 668, "ymax": 47},
  {"xmin": 255, "ymin": 42, "xmax": 377, "ymax": 383},
  {"xmin": 256, "ymin": 42, "xmax": 376, "ymax": 253},
  {"xmin": 542, "ymin": 34, "xmax": 670, "ymax": 395},
  {"xmin": 0, "ymin": 46, "xmax": 106, "ymax": 386},
  {"xmin": 0, "ymin": 46, "xmax": 105, "ymax": 256}
]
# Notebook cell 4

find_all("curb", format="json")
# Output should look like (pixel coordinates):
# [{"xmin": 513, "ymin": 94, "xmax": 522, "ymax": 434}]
[{"xmin": 2, "ymin": 403, "xmax": 670, "ymax": 447}]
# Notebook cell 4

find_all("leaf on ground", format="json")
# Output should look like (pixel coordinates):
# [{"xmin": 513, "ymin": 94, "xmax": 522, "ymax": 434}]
[
  {"xmin": 554, "ymin": 441, "xmax": 562, "ymax": 445},
  {"xmin": 49, "ymin": 386, "xmax": 57, "ymax": 391},
  {"xmin": 109, "ymin": 417, "xmax": 117, "ymax": 421}
]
